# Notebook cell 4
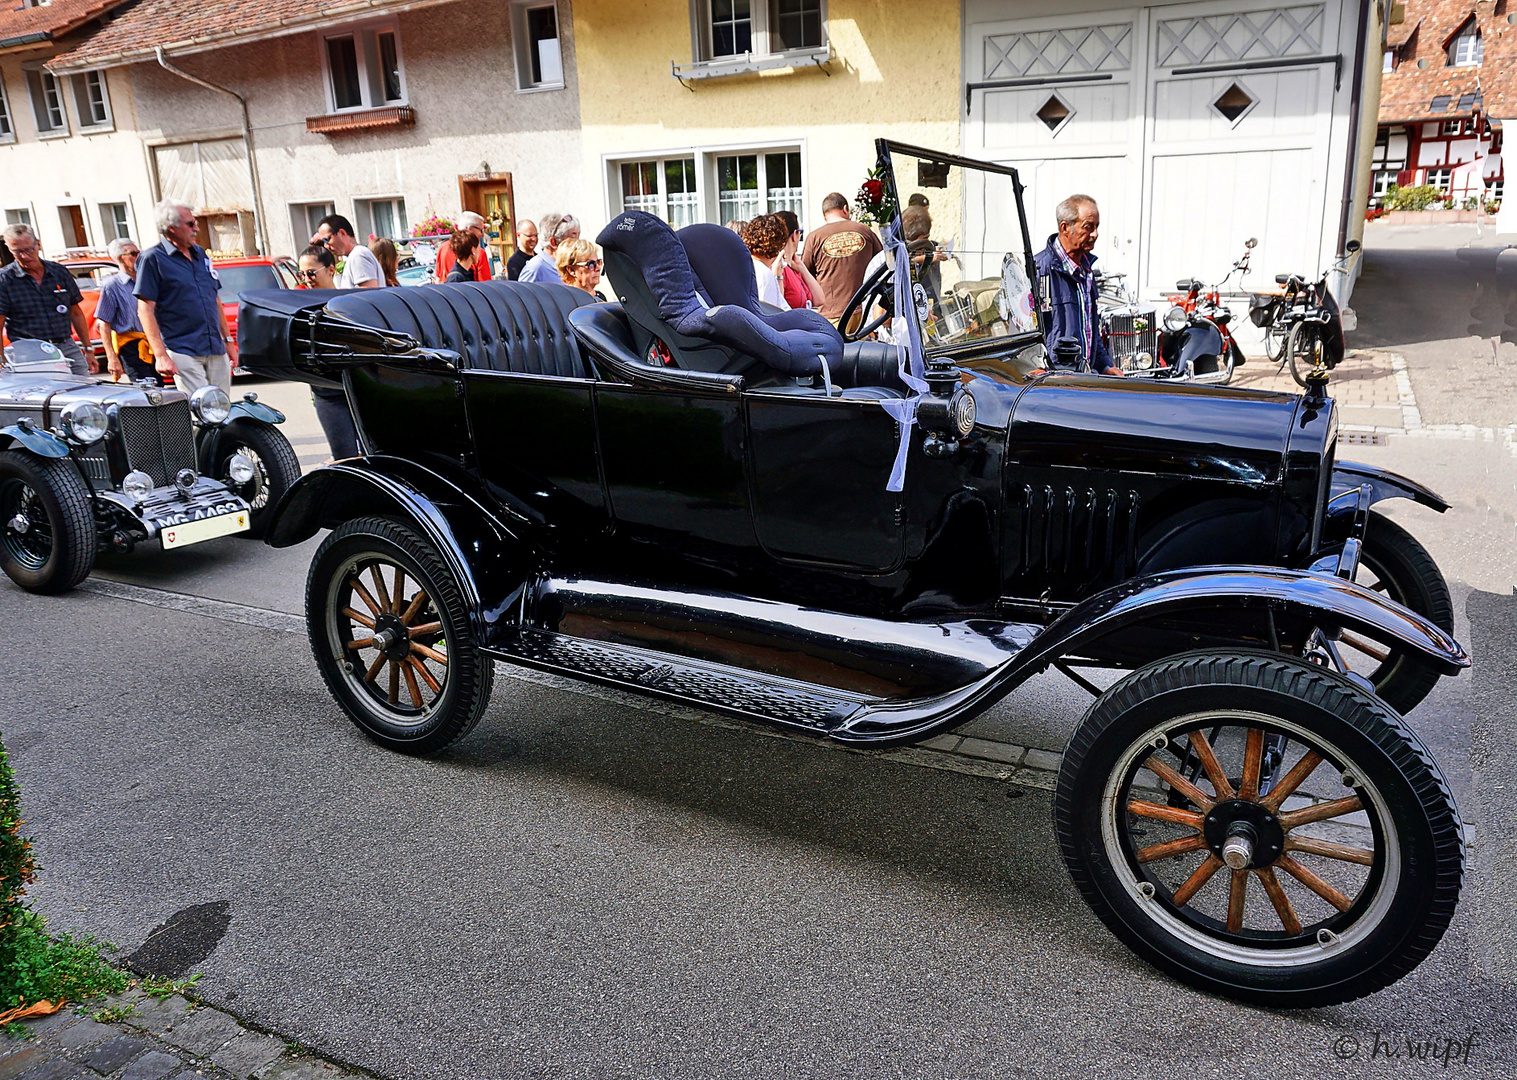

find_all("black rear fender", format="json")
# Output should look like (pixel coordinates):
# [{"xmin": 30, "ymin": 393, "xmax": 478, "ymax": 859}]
[{"xmin": 265, "ymin": 456, "xmax": 533, "ymax": 641}]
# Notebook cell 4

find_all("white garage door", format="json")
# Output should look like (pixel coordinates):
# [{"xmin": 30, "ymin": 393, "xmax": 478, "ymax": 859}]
[{"xmin": 965, "ymin": 1, "xmax": 1342, "ymax": 298}]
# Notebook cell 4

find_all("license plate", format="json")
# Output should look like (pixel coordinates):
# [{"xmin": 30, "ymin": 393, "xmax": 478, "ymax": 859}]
[{"xmin": 161, "ymin": 509, "xmax": 250, "ymax": 549}]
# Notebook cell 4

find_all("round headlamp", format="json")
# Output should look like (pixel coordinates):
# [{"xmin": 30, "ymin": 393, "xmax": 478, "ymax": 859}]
[
  {"xmin": 1135, "ymin": 351, "xmax": 1156, "ymax": 371},
  {"xmin": 122, "ymin": 470, "xmax": 154, "ymax": 503},
  {"xmin": 190, "ymin": 385, "xmax": 232, "ymax": 425},
  {"xmin": 60, "ymin": 401, "xmax": 107, "ymax": 444},
  {"xmin": 951, "ymin": 389, "xmax": 976, "ymax": 437},
  {"xmin": 1163, "ymin": 305, "xmax": 1190, "ymax": 333},
  {"xmin": 227, "ymin": 452, "xmax": 257, "ymax": 486}
]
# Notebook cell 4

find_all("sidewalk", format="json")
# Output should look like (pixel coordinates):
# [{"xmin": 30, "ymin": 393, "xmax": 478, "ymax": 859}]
[
  {"xmin": 0, "ymin": 985, "xmax": 364, "ymax": 1080},
  {"xmin": 1230, "ymin": 348, "xmax": 1409, "ymax": 432}
]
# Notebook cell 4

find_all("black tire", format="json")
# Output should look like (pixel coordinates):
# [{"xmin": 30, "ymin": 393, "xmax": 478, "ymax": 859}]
[
  {"xmin": 306, "ymin": 515, "xmax": 492, "ymax": 754},
  {"xmin": 0, "ymin": 450, "xmax": 96, "ymax": 594},
  {"xmin": 1263, "ymin": 320, "xmax": 1289, "ymax": 364},
  {"xmin": 1286, "ymin": 321, "xmax": 1319, "ymax": 387},
  {"xmin": 1326, "ymin": 511, "xmax": 1454, "ymax": 715},
  {"xmin": 1054, "ymin": 650, "xmax": 1463, "ymax": 1008},
  {"xmin": 210, "ymin": 420, "xmax": 301, "ymax": 539}
]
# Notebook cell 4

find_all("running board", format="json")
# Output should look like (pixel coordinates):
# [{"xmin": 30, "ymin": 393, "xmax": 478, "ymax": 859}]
[{"xmin": 487, "ymin": 628, "xmax": 870, "ymax": 733}]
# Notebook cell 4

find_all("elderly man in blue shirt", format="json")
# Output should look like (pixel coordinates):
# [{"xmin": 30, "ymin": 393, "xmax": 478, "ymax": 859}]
[
  {"xmin": 94, "ymin": 237, "xmax": 157, "ymax": 383},
  {"xmin": 1033, "ymin": 194, "xmax": 1123, "ymax": 377},
  {"xmin": 135, "ymin": 199, "xmax": 236, "ymax": 393}
]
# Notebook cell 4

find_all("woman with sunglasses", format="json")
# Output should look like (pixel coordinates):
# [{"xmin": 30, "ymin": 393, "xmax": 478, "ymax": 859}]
[
  {"xmin": 298, "ymin": 244, "xmax": 338, "ymax": 289},
  {"xmin": 555, "ymin": 238, "xmax": 607, "ymax": 300},
  {"xmin": 296, "ymin": 244, "xmax": 359, "ymax": 459}
]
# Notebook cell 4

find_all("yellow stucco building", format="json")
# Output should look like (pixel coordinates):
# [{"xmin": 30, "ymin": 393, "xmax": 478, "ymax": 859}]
[{"xmin": 569, "ymin": 0, "xmax": 960, "ymax": 238}]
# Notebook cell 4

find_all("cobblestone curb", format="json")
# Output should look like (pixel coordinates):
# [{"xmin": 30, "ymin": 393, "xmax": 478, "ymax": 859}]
[{"xmin": 0, "ymin": 988, "xmax": 372, "ymax": 1080}]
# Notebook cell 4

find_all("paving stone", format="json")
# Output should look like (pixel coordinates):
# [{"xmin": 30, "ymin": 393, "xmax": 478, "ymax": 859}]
[
  {"xmin": 0, "ymin": 1048, "xmax": 45, "ymax": 1080},
  {"xmin": 956, "ymin": 736, "xmax": 1024, "ymax": 764},
  {"xmin": 1023, "ymin": 747, "xmax": 1064, "ymax": 772},
  {"xmin": 18, "ymin": 1010, "xmax": 79, "ymax": 1038},
  {"xmin": 55, "ymin": 1020, "xmax": 115, "ymax": 1051},
  {"xmin": 126, "ymin": 996, "xmax": 192, "ymax": 1033},
  {"xmin": 917, "ymin": 734, "xmax": 961, "ymax": 752},
  {"xmin": 210, "ymin": 1032, "xmax": 285, "ymax": 1077},
  {"xmin": 155, "ymin": 1007, "xmax": 243, "ymax": 1056},
  {"xmin": 14, "ymin": 1061, "xmax": 84, "ymax": 1080},
  {"xmin": 257, "ymin": 1061, "xmax": 341, "ymax": 1080},
  {"xmin": 81, "ymin": 1035, "xmax": 153, "ymax": 1073},
  {"xmin": 119, "ymin": 1051, "xmax": 186, "ymax": 1080}
]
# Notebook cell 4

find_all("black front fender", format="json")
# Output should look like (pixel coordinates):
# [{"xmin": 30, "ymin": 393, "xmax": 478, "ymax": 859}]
[
  {"xmin": 264, "ymin": 455, "xmax": 534, "ymax": 642},
  {"xmin": 832, "ymin": 566, "xmax": 1468, "ymax": 744},
  {"xmin": 1331, "ymin": 461, "xmax": 1449, "ymax": 512}
]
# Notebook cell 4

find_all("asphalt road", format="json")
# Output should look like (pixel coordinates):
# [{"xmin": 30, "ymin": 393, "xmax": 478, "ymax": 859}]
[{"xmin": 3, "ymin": 233, "xmax": 1516, "ymax": 1078}]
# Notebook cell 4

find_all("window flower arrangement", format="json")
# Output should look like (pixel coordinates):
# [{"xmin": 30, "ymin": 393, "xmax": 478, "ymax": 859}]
[{"xmin": 410, "ymin": 209, "xmax": 457, "ymax": 239}]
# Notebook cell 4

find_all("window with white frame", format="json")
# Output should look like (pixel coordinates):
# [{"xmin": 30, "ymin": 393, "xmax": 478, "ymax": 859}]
[
  {"xmin": 1448, "ymin": 26, "xmax": 1482, "ymax": 67},
  {"xmin": 1371, "ymin": 170, "xmax": 1396, "ymax": 201},
  {"xmin": 71, "ymin": 70, "xmax": 111, "ymax": 128},
  {"xmin": 4, "ymin": 209, "xmax": 33, "ymax": 228},
  {"xmin": 1442, "ymin": 120, "xmax": 1462, "ymax": 136},
  {"xmin": 358, "ymin": 197, "xmax": 408, "ymax": 240},
  {"xmin": 512, "ymin": 2, "xmax": 564, "ymax": 90},
  {"xmin": 291, "ymin": 202, "xmax": 335, "ymax": 245},
  {"xmin": 618, "ymin": 158, "xmax": 699, "ymax": 229},
  {"xmin": 0, "ymin": 77, "xmax": 13, "ymax": 143},
  {"xmin": 1426, "ymin": 168, "xmax": 1452, "ymax": 192},
  {"xmin": 694, "ymin": 0, "xmax": 826, "ymax": 62},
  {"xmin": 24, "ymin": 69, "xmax": 66, "ymax": 135},
  {"xmin": 99, "ymin": 202, "xmax": 131, "ymax": 241},
  {"xmin": 716, "ymin": 150, "xmax": 802, "ymax": 223},
  {"xmin": 323, "ymin": 23, "xmax": 405, "ymax": 112}
]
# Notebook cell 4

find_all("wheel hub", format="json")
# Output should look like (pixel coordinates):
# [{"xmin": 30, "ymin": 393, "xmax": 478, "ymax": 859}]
[
  {"xmin": 1203, "ymin": 799, "xmax": 1285, "ymax": 870},
  {"xmin": 7, "ymin": 513, "xmax": 27, "ymax": 535},
  {"xmin": 370, "ymin": 613, "xmax": 411, "ymax": 662}
]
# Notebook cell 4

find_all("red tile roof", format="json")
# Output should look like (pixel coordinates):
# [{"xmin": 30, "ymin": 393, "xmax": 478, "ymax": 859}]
[
  {"xmin": 0, "ymin": 0, "xmax": 128, "ymax": 51},
  {"xmin": 46, "ymin": 0, "xmax": 451, "ymax": 71},
  {"xmin": 1379, "ymin": 0, "xmax": 1517, "ymax": 124}
]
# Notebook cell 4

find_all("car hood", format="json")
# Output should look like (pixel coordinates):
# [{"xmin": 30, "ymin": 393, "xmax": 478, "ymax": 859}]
[
  {"xmin": 1007, "ymin": 374, "xmax": 1300, "ymax": 485},
  {"xmin": 0, "ymin": 371, "xmax": 187, "ymax": 414}
]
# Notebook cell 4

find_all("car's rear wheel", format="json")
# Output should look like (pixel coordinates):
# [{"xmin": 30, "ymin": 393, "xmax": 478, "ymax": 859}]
[
  {"xmin": 0, "ymin": 450, "xmax": 96, "ymax": 594},
  {"xmin": 306, "ymin": 515, "xmax": 492, "ymax": 754},
  {"xmin": 210, "ymin": 420, "xmax": 301, "ymax": 539},
  {"xmin": 1054, "ymin": 650, "xmax": 1462, "ymax": 1007}
]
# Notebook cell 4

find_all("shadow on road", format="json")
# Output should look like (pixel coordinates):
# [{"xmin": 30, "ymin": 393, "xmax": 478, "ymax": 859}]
[{"xmin": 1352, "ymin": 248, "xmax": 1516, "ymax": 350}]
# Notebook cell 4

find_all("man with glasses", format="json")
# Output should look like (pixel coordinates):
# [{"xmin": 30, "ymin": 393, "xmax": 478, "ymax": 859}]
[
  {"xmin": 0, "ymin": 223, "xmax": 97, "ymax": 376},
  {"xmin": 136, "ymin": 199, "xmax": 236, "ymax": 393},
  {"xmin": 95, "ymin": 237, "xmax": 156, "ymax": 383}
]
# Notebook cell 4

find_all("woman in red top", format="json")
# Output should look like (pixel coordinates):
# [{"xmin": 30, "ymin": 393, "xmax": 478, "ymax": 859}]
[{"xmin": 774, "ymin": 210, "xmax": 824, "ymax": 311}]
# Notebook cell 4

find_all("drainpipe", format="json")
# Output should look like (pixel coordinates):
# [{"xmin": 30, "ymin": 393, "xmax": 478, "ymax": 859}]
[
  {"xmin": 154, "ymin": 46, "xmax": 268, "ymax": 256},
  {"xmin": 1335, "ymin": 0, "xmax": 1371, "ymax": 259}
]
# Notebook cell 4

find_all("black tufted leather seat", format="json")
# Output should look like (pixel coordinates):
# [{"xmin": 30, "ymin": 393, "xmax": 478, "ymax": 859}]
[{"xmin": 324, "ymin": 281, "xmax": 596, "ymax": 377}]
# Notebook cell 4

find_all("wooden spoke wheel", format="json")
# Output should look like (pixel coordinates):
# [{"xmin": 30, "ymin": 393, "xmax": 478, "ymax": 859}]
[
  {"xmin": 306, "ymin": 516, "xmax": 493, "ymax": 754},
  {"xmin": 1055, "ymin": 651, "xmax": 1462, "ymax": 1007}
]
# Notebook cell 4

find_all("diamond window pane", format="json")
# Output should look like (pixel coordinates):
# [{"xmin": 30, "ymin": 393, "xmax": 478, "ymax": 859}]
[
  {"xmin": 1213, "ymin": 83, "xmax": 1254, "ymax": 123},
  {"xmin": 1036, "ymin": 94, "xmax": 1071, "ymax": 132}
]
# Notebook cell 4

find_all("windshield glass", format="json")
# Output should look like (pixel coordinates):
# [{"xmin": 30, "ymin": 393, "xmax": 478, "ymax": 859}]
[
  {"xmin": 215, "ymin": 264, "xmax": 279, "ymax": 304},
  {"xmin": 880, "ymin": 144, "xmax": 1039, "ymax": 354}
]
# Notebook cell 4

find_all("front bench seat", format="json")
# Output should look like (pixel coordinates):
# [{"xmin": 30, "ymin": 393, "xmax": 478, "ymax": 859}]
[
  {"xmin": 324, "ymin": 280, "xmax": 595, "ymax": 377},
  {"xmin": 596, "ymin": 210, "xmax": 841, "ymax": 378}
]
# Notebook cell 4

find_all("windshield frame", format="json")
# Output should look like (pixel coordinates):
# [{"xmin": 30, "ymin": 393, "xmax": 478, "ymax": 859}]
[{"xmin": 873, "ymin": 139, "xmax": 1045, "ymax": 361}]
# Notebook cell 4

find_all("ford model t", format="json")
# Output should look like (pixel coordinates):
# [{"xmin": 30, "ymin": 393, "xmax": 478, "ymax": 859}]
[
  {"xmin": 0, "ymin": 339, "xmax": 300, "ymax": 593},
  {"xmin": 240, "ymin": 143, "xmax": 1466, "ymax": 1007}
]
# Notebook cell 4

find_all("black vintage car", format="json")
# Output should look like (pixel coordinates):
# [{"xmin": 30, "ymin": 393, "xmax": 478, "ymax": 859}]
[
  {"xmin": 239, "ymin": 142, "xmax": 1467, "ymax": 1008},
  {"xmin": 0, "ymin": 339, "xmax": 301, "ymax": 593}
]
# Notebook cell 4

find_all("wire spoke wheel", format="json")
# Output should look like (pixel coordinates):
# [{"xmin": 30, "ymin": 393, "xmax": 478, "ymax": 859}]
[
  {"xmin": 1286, "ymin": 321, "xmax": 1321, "ymax": 387},
  {"xmin": 1054, "ymin": 651, "xmax": 1463, "ymax": 1007},
  {"xmin": 0, "ymin": 450, "xmax": 95, "ymax": 594},
  {"xmin": 0, "ymin": 478, "xmax": 54, "ymax": 571}
]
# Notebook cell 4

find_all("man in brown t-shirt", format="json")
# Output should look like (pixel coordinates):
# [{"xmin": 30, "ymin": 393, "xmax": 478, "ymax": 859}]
[{"xmin": 802, "ymin": 192, "xmax": 883, "ymax": 322}]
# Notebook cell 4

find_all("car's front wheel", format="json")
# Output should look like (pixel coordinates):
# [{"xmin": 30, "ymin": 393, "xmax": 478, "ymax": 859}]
[
  {"xmin": 306, "ymin": 515, "xmax": 493, "ymax": 754},
  {"xmin": 1055, "ymin": 650, "xmax": 1462, "ymax": 1007},
  {"xmin": 210, "ymin": 420, "xmax": 301, "ymax": 539},
  {"xmin": 0, "ymin": 450, "xmax": 96, "ymax": 594}
]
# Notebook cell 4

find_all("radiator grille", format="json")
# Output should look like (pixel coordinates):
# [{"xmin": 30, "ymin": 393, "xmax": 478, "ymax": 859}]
[
  {"xmin": 1105, "ymin": 309, "xmax": 1158, "ymax": 362},
  {"xmin": 75, "ymin": 448, "xmax": 112, "ymax": 488},
  {"xmin": 117, "ymin": 401, "xmax": 196, "ymax": 486},
  {"xmin": 1019, "ymin": 484, "xmax": 1141, "ymax": 582}
]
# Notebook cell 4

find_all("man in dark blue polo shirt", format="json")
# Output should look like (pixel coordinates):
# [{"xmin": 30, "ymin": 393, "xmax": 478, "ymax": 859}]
[
  {"xmin": 135, "ymin": 199, "xmax": 236, "ymax": 393},
  {"xmin": 0, "ymin": 223, "xmax": 97, "ymax": 376}
]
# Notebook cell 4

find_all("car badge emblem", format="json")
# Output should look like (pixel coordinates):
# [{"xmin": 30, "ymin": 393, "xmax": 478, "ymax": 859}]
[{"xmin": 147, "ymin": 390, "xmax": 162, "ymax": 404}]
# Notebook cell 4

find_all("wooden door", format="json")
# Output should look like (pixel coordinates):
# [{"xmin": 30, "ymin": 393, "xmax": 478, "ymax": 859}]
[
  {"xmin": 59, "ymin": 205, "xmax": 87, "ymax": 249},
  {"xmin": 458, "ymin": 174, "xmax": 515, "ymax": 273}
]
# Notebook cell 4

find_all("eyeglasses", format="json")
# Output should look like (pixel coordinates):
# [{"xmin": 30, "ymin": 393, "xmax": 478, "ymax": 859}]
[
  {"xmin": 298, "ymin": 268, "xmax": 322, "ymax": 281},
  {"xmin": 576, "ymin": 259, "xmax": 602, "ymax": 270}
]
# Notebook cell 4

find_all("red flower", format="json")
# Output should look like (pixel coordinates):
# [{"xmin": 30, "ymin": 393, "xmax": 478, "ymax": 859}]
[{"xmin": 861, "ymin": 179, "xmax": 883, "ymax": 200}]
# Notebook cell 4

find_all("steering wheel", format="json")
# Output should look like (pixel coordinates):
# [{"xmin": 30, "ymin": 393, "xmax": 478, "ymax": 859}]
[{"xmin": 837, "ymin": 260, "xmax": 894, "ymax": 343}]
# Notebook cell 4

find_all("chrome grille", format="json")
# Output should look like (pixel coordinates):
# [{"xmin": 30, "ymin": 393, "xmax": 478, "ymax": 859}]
[
  {"xmin": 117, "ymin": 401, "xmax": 196, "ymax": 485},
  {"xmin": 1105, "ymin": 308, "xmax": 1158, "ymax": 361}
]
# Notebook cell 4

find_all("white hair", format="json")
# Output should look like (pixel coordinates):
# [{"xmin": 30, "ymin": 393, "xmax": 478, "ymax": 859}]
[
  {"xmin": 2, "ymin": 223, "xmax": 36, "ymax": 248},
  {"xmin": 107, "ymin": 237, "xmax": 138, "ymax": 260},
  {"xmin": 457, "ymin": 211, "xmax": 486, "ymax": 230},
  {"xmin": 154, "ymin": 198, "xmax": 194, "ymax": 235},
  {"xmin": 553, "ymin": 214, "xmax": 580, "ymax": 243},
  {"xmin": 1056, "ymin": 194, "xmax": 1097, "ymax": 226}
]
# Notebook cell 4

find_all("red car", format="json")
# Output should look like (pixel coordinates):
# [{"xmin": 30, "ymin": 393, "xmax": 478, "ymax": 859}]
[{"xmin": 213, "ymin": 255, "xmax": 300, "ymax": 373}]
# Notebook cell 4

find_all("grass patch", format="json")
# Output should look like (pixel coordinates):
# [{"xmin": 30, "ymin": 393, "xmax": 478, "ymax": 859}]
[{"xmin": 140, "ymin": 973, "xmax": 201, "ymax": 1000}]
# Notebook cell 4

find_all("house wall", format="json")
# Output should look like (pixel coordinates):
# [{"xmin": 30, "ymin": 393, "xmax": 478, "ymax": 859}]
[
  {"xmin": 123, "ymin": 0, "xmax": 585, "ymax": 257},
  {"xmin": 569, "ymin": 0, "xmax": 961, "ymax": 238},
  {"xmin": 0, "ymin": 53, "xmax": 157, "ymax": 254}
]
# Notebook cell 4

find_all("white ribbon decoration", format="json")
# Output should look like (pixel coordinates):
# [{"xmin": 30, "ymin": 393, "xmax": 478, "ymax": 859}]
[{"xmin": 877, "ymin": 223, "xmax": 929, "ymax": 492}]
